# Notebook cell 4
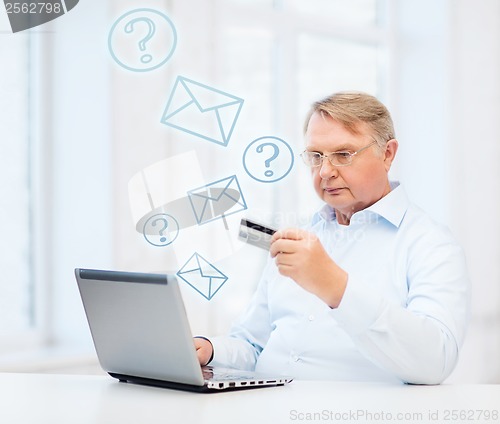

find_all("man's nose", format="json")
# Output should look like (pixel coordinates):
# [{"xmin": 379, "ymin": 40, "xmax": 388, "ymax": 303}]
[{"xmin": 319, "ymin": 157, "xmax": 338, "ymax": 179}]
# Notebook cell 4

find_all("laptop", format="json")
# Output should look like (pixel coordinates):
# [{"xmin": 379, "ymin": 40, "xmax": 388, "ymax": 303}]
[{"xmin": 75, "ymin": 268, "xmax": 292, "ymax": 392}]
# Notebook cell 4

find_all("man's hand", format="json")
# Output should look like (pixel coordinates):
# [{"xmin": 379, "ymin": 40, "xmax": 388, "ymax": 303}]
[
  {"xmin": 194, "ymin": 337, "xmax": 214, "ymax": 366},
  {"xmin": 270, "ymin": 228, "xmax": 348, "ymax": 308}
]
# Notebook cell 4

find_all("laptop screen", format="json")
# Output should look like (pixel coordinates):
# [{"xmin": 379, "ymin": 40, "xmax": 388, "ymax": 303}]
[{"xmin": 75, "ymin": 268, "xmax": 205, "ymax": 386}]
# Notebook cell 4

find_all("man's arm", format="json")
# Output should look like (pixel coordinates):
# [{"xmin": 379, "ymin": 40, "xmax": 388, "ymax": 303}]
[
  {"xmin": 193, "ymin": 261, "xmax": 276, "ymax": 371},
  {"xmin": 270, "ymin": 227, "xmax": 470, "ymax": 384},
  {"xmin": 332, "ymin": 239, "xmax": 469, "ymax": 384}
]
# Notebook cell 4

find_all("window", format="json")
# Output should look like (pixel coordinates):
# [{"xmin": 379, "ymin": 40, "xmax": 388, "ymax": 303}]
[{"xmin": 291, "ymin": 0, "xmax": 379, "ymax": 26}]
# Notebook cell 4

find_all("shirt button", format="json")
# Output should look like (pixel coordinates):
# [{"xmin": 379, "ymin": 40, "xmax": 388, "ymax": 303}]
[
  {"xmin": 292, "ymin": 355, "xmax": 300, "ymax": 362},
  {"xmin": 308, "ymin": 314, "xmax": 315, "ymax": 321}
]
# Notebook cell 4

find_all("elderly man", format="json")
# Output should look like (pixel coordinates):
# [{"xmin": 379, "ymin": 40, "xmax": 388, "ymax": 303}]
[{"xmin": 195, "ymin": 92, "xmax": 470, "ymax": 384}]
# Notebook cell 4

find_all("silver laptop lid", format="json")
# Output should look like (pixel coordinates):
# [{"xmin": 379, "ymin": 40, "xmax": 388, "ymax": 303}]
[{"xmin": 75, "ymin": 268, "xmax": 205, "ymax": 386}]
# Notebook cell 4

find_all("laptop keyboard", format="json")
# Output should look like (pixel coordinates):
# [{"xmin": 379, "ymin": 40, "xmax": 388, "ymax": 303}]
[{"xmin": 202, "ymin": 367, "xmax": 256, "ymax": 381}]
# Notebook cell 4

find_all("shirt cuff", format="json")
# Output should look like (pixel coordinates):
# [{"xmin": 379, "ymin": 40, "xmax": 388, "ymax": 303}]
[{"xmin": 207, "ymin": 336, "xmax": 230, "ymax": 367}]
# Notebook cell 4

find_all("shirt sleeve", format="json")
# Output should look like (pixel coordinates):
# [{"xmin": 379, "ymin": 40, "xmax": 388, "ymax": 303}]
[
  {"xmin": 209, "ymin": 260, "xmax": 275, "ymax": 371},
  {"xmin": 330, "ymin": 230, "xmax": 471, "ymax": 385}
]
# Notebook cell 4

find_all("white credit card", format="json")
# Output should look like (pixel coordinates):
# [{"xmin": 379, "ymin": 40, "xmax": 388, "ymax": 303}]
[{"xmin": 238, "ymin": 218, "xmax": 277, "ymax": 250}]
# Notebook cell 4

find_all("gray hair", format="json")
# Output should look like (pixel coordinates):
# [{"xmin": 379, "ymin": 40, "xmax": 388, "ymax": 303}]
[{"xmin": 304, "ymin": 91, "xmax": 395, "ymax": 149}]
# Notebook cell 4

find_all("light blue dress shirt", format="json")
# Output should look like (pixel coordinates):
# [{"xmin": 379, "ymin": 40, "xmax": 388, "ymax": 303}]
[{"xmin": 210, "ymin": 183, "xmax": 470, "ymax": 384}]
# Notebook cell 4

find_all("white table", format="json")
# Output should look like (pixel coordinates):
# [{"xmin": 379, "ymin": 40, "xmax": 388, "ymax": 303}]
[{"xmin": 0, "ymin": 373, "xmax": 498, "ymax": 424}]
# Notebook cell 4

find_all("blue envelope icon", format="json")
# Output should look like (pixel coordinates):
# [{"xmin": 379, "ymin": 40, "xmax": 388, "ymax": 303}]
[
  {"xmin": 187, "ymin": 175, "xmax": 247, "ymax": 225},
  {"xmin": 160, "ymin": 76, "xmax": 244, "ymax": 147},
  {"xmin": 176, "ymin": 253, "xmax": 228, "ymax": 300}
]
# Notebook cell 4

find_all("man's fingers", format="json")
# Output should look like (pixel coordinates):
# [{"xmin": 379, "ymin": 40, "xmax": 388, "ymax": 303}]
[
  {"xmin": 270, "ymin": 238, "xmax": 299, "ymax": 257},
  {"xmin": 271, "ymin": 227, "xmax": 307, "ymax": 243},
  {"xmin": 270, "ymin": 229, "xmax": 318, "ymax": 257}
]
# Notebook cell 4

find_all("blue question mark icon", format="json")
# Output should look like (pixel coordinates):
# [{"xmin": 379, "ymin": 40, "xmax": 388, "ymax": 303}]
[
  {"xmin": 143, "ymin": 213, "xmax": 179, "ymax": 247},
  {"xmin": 151, "ymin": 217, "xmax": 168, "ymax": 242},
  {"xmin": 256, "ymin": 143, "xmax": 279, "ymax": 177},
  {"xmin": 124, "ymin": 17, "xmax": 156, "ymax": 64},
  {"xmin": 243, "ymin": 136, "xmax": 295, "ymax": 183},
  {"xmin": 109, "ymin": 8, "xmax": 177, "ymax": 72}
]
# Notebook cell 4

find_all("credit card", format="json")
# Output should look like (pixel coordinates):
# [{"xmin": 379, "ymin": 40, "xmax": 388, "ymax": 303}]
[{"xmin": 239, "ymin": 218, "xmax": 277, "ymax": 250}]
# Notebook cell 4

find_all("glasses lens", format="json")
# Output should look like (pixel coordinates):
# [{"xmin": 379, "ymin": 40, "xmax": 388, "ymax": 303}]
[
  {"xmin": 301, "ymin": 152, "xmax": 319, "ymax": 167},
  {"xmin": 331, "ymin": 152, "xmax": 352, "ymax": 166}
]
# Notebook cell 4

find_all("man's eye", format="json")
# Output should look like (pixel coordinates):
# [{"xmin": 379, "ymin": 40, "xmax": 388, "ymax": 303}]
[{"xmin": 335, "ymin": 151, "xmax": 352, "ymax": 158}]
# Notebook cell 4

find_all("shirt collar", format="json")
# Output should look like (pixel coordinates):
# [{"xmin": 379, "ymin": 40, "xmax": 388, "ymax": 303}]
[{"xmin": 315, "ymin": 181, "xmax": 410, "ymax": 228}]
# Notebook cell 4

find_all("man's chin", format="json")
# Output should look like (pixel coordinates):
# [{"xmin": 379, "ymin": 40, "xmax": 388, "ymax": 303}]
[{"xmin": 323, "ymin": 191, "xmax": 350, "ymax": 206}]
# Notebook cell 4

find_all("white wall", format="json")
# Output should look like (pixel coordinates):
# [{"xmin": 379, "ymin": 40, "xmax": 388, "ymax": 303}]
[
  {"xmin": 447, "ymin": 0, "xmax": 500, "ymax": 383},
  {"xmin": 392, "ymin": 0, "xmax": 500, "ymax": 383}
]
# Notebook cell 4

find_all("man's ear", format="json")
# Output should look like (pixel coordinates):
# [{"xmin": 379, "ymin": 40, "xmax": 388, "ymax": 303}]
[{"xmin": 384, "ymin": 139, "xmax": 398, "ymax": 171}]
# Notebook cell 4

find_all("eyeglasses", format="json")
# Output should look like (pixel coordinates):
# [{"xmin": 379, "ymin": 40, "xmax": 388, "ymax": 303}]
[{"xmin": 300, "ymin": 141, "xmax": 378, "ymax": 167}]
